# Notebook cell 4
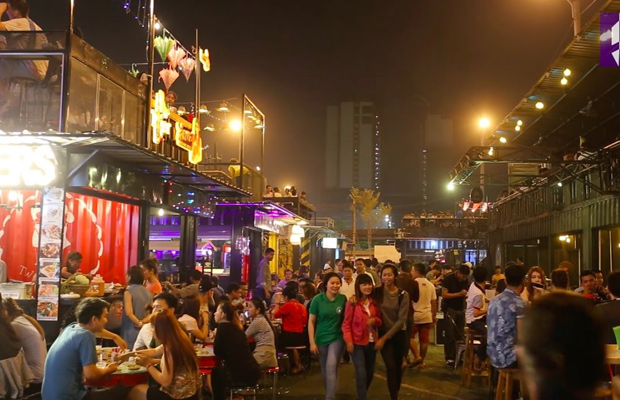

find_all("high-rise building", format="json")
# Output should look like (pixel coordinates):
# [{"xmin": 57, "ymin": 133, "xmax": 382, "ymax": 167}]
[{"xmin": 325, "ymin": 102, "xmax": 380, "ymax": 190}]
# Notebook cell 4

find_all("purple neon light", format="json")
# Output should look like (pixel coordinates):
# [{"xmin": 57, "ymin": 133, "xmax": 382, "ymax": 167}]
[{"xmin": 216, "ymin": 201, "xmax": 296, "ymax": 217}]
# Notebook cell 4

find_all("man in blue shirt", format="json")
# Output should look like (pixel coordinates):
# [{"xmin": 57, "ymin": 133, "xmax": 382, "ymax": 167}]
[
  {"xmin": 42, "ymin": 298, "xmax": 122, "ymax": 400},
  {"xmin": 487, "ymin": 262, "xmax": 526, "ymax": 369}
]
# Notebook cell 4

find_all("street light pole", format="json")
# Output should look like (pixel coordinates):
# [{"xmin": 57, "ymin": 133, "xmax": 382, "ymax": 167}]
[
  {"xmin": 239, "ymin": 94, "xmax": 245, "ymax": 189},
  {"xmin": 567, "ymin": 0, "xmax": 581, "ymax": 36}
]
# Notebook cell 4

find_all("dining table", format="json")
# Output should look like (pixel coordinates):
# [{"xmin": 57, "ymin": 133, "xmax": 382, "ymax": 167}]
[
  {"xmin": 196, "ymin": 342, "xmax": 218, "ymax": 370},
  {"xmin": 84, "ymin": 362, "xmax": 149, "ymax": 388}
]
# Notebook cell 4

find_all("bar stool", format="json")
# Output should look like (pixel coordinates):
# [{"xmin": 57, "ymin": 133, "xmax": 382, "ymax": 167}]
[
  {"xmin": 461, "ymin": 327, "xmax": 488, "ymax": 388},
  {"xmin": 261, "ymin": 366, "xmax": 279, "ymax": 400},
  {"xmin": 495, "ymin": 368, "xmax": 519, "ymax": 400},
  {"xmin": 284, "ymin": 346, "xmax": 309, "ymax": 375}
]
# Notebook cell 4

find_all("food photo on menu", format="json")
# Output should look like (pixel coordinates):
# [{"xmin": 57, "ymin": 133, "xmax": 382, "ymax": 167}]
[
  {"xmin": 40, "ymin": 261, "xmax": 59, "ymax": 279},
  {"xmin": 38, "ymin": 282, "xmax": 59, "ymax": 297},
  {"xmin": 40, "ymin": 243, "xmax": 60, "ymax": 259},
  {"xmin": 41, "ymin": 223, "xmax": 62, "ymax": 241},
  {"xmin": 37, "ymin": 300, "xmax": 59, "ymax": 319}
]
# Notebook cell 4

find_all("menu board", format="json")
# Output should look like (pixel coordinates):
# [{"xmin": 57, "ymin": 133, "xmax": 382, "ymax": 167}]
[{"xmin": 36, "ymin": 187, "xmax": 65, "ymax": 321}]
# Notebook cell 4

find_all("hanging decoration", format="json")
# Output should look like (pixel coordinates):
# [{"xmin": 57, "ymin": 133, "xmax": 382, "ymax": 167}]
[
  {"xmin": 179, "ymin": 57, "xmax": 195, "ymax": 82},
  {"xmin": 158, "ymin": 67, "xmax": 179, "ymax": 91},
  {"xmin": 199, "ymin": 48, "xmax": 211, "ymax": 72},
  {"xmin": 154, "ymin": 35, "xmax": 175, "ymax": 62},
  {"xmin": 128, "ymin": 63, "xmax": 140, "ymax": 78},
  {"xmin": 235, "ymin": 236, "xmax": 251, "ymax": 256},
  {"xmin": 167, "ymin": 46, "xmax": 186, "ymax": 70}
]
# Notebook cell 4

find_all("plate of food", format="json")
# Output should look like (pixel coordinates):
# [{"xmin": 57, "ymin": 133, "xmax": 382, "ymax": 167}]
[
  {"xmin": 40, "ymin": 262, "xmax": 59, "ymax": 278},
  {"xmin": 46, "ymin": 188, "xmax": 64, "ymax": 202},
  {"xmin": 41, "ymin": 243, "xmax": 60, "ymax": 258},
  {"xmin": 42, "ymin": 224, "xmax": 62, "ymax": 241},
  {"xmin": 37, "ymin": 301, "xmax": 58, "ymax": 318},
  {"xmin": 44, "ymin": 204, "xmax": 61, "ymax": 220}
]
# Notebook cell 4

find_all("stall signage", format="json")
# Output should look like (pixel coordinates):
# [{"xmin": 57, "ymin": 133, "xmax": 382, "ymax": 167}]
[
  {"xmin": 150, "ymin": 90, "xmax": 203, "ymax": 164},
  {"xmin": 0, "ymin": 144, "xmax": 58, "ymax": 187},
  {"xmin": 254, "ymin": 210, "xmax": 282, "ymax": 234}
]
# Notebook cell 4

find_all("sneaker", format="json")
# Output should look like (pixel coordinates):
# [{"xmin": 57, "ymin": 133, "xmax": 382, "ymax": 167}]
[{"xmin": 446, "ymin": 359, "xmax": 455, "ymax": 366}]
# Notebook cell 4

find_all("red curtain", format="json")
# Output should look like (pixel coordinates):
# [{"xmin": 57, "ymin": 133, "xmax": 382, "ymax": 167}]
[
  {"xmin": 63, "ymin": 193, "xmax": 140, "ymax": 284},
  {"xmin": 0, "ymin": 190, "xmax": 140, "ymax": 284},
  {"xmin": 0, "ymin": 190, "xmax": 42, "ymax": 282}
]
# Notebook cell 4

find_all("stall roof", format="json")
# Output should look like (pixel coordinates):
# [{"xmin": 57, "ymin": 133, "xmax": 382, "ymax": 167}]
[
  {"xmin": 217, "ymin": 201, "xmax": 309, "ymax": 225},
  {"xmin": 449, "ymin": 0, "xmax": 620, "ymax": 185},
  {"xmin": 0, "ymin": 131, "xmax": 251, "ymax": 197}
]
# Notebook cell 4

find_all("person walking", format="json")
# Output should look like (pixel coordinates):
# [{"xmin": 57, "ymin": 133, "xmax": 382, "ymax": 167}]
[
  {"xmin": 308, "ymin": 272, "xmax": 347, "ymax": 400},
  {"xmin": 375, "ymin": 264, "xmax": 409, "ymax": 400},
  {"xmin": 342, "ymin": 274, "xmax": 382, "ymax": 400}
]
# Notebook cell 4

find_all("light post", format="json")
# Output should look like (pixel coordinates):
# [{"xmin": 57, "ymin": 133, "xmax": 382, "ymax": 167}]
[
  {"xmin": 478, "ymin": 117, "xmax": 491, "ymax": 194},
  {"xmin": 566, "ymin": 0, "xmax": 581, "ymax": 36}
]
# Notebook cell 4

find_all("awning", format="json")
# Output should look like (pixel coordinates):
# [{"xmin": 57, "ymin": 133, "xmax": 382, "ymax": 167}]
[{"xmin": 0, "ymin": 131, "xmax": 251, "ymax": 197}]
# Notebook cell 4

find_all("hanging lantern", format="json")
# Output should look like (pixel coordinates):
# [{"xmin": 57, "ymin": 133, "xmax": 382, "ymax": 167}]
[
  {"xmin": 179, "ymin": 57, "xmax": 195, "ymax": 82},
  {"xmin": 158, "ymin": 67, "xmax": 179, "ymax": 91},
  {"xmin": 154, "ymin": 35, "xmax": 175, "ymax": 62},
  {"xmin": 167, "ymin": 46, "xmax": 186, "ymax": 70},
  {"xmin": 199, "ymin": 48, "xmax": 211, "ymax": 72}
]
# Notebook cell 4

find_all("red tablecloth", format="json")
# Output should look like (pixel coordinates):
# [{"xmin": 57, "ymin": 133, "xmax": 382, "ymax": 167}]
[{"xmin": 85, "ymin": 370, "xmax": 149, "ymax": 388}]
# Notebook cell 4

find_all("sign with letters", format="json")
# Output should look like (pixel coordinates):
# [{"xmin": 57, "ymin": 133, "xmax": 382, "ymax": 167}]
[{"xmin": 0, "ymin": 144, "xmax": 58, "ymax": 187}]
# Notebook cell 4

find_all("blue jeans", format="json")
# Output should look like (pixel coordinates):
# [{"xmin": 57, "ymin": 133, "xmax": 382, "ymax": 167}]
[
  {"xmin": 318, "ymin": 340, "xmax": 345, "ymax": 400},
  {"xmin": 351, "ymin": 344, "xmax": 377, "ymax": 400}
]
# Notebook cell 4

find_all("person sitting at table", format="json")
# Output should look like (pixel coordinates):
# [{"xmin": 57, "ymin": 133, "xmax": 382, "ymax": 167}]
[
  {"xmin": 165, "ymin": 269, "xmax": 202, "ymax": 299},
  {"xmin": 42, "ymin": 298, "xmax": 125, "ymax": 400},
  {"xmin": 104, "ymin": 295, "xmax": 123, "ymax": 339},
  {"xmin": 140, "ymin": 258, "xmax": 163, "ymax": 295},
  {"xmin": 123, "ymin": 266, "xmax": 153, "ymax": 349},
  {"xmin": 61, "ymin": 251, "xmax": 83, "ymax": 279},
  {"xmin": 273, "ymin": 285, "xmax": 308, "ymax": 374},
  {"xmin": 2, "ymin": 297, "xmax": 46, "ymax": 388},
  {"xmin": 245, "ymin": 298, "xmax": 277, "ymax": 368},
  {"xmin": 178, "ymin": 295, "xmax": 209, "ymax": 342},
  {"xmin": 0, "ymin": 294, "xmax": 20, "ymax": 362},
  {"xmin": 277, "ymin": 269, "xmax": 294, "ymax": 289},
  {"xmin": 212, "ymin": 301, "xmax": 260, "ymax": 400},
  {"xmin": 127, "ymin": 312, "xmax": 201, "ymax": 400},
  {"xmin": 134, "ymin": 305, "xmax": 156, "ymax": 351}
]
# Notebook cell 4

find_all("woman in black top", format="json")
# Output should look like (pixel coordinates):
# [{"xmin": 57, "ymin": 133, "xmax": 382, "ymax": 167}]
[{"xmin": 212, "ymin": 301, "xmax": 260, "ymax": 400}]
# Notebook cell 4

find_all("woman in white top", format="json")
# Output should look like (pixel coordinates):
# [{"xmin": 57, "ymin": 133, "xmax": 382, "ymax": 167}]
[
  {"xmin": 178, "ymin": 296, "xmax": 209, "ymax": 341},
  {"xmin": 2, "ymin": 297, "xmax": 47, "ymax": 384}
]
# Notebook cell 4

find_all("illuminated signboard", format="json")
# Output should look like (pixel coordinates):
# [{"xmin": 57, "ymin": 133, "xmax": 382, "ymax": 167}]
[
  {"xmin": 321, "ymin": 237, "xmax": 338, "ymax": 249},
  {"xmin": 150, "ymin": 90, "xmax": 203, "ymax": 164},
  {"xmin": 0, "ymin": 144, "xmax": 58, "ymax": 187}
]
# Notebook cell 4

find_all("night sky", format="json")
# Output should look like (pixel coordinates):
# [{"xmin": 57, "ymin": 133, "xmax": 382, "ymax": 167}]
[{"xmin": 27, "ymin": 0, "xmax": 601, "ymax": 214}]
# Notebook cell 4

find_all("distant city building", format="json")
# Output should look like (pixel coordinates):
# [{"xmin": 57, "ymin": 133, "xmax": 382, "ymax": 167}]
[
  {"xmin": 325, "ymin": 102, "xmax": 380, "ymax": 190},
  {"xmin": 420, "ymin": 114, "xmax": 454, "ymax": 209}
]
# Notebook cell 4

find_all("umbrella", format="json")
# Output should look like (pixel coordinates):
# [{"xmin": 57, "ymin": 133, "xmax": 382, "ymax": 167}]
[
  {"xmin": 154, "ymin": 36, "xmax": 175, "ymax": 62},
  {"xmin": 179, "ymin": 57, "xmax": 195, "ymax": 82},
  {"xmin": 159, "ymin": 67, "xmax": 179, "ymax": 91},
  {"xmin": 168, "ymin": 46, "xmax": 186, "ymax": 70}
]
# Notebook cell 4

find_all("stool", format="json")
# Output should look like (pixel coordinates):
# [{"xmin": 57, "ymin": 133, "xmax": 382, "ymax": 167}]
[
  {"xmin": 261, "ymin": 367, "xmax": 279, "ymax": 400},
  {"xmin": 199, "ymin": 368, "xmax": 212, "ymax": 396},
  {"xmin": 230, "ymin": 384, "xmax": 260, "ymax": 400},
  {"xmin": 495, "ymin": 368, "xmax": 519, "ymax": 400},
  {"xmin": 284, "ymin": 346, "xmax": 309, "ymax": 375},
  {"xmin": 8, "ymin": 77, "xmax": 42, "ymax": 130},
  {"xmin": 461, "ymin": 327, "xmax": 488, "ymax": 388}
]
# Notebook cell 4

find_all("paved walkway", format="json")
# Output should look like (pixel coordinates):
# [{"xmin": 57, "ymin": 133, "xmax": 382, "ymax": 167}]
[{"xmin": 278, "ymin": 345, "xmax": 489, "ymax": 400}]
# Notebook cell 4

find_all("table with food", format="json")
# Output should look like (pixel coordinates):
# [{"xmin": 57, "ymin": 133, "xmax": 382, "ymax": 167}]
[{"xmin": 84, "ymin": 347, "xmax": 149, "ymax": 388}]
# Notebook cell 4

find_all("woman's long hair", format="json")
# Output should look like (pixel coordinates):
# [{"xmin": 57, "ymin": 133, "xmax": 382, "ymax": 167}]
[
  {"xmin": 2, "ymin": 297, "xmax": 44, "ymax": 339},
  {"xmin": 0, "ymin": 294, "xmax": 18, "ymax": 343},
  {"xmin": 526, "ymin": 266, "xmax": 547, "ymax": 300},
  {"xmin": 181, "ymin": 296, "xmax": 203, "ymax": 328},
  {"xmin": 152, "ymin": 312, "xmax": 198, "ymax": 376},
  {"xmin": 219, "ymin": 300, "xmax": 243, "ymax": 330}
]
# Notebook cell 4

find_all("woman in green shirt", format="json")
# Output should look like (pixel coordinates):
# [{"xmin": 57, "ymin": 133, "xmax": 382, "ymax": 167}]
[{"xmin": 308, "ymin": 272, "xmax": 347, "ymax": 400}]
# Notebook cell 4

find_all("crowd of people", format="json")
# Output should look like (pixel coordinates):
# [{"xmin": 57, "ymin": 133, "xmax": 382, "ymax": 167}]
[{"xmin": 2, "ymin": 250, "xmax": 620, "ymax": 400}]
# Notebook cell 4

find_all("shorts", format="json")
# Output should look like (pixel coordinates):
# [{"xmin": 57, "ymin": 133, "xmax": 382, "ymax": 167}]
[
  {"xmin": 411, "ymin": 323, "xmax": 432, "ymax": 344},
  {"xmin": 146, "ymin": 386, "xmax": 198, "ymax": 400}
]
